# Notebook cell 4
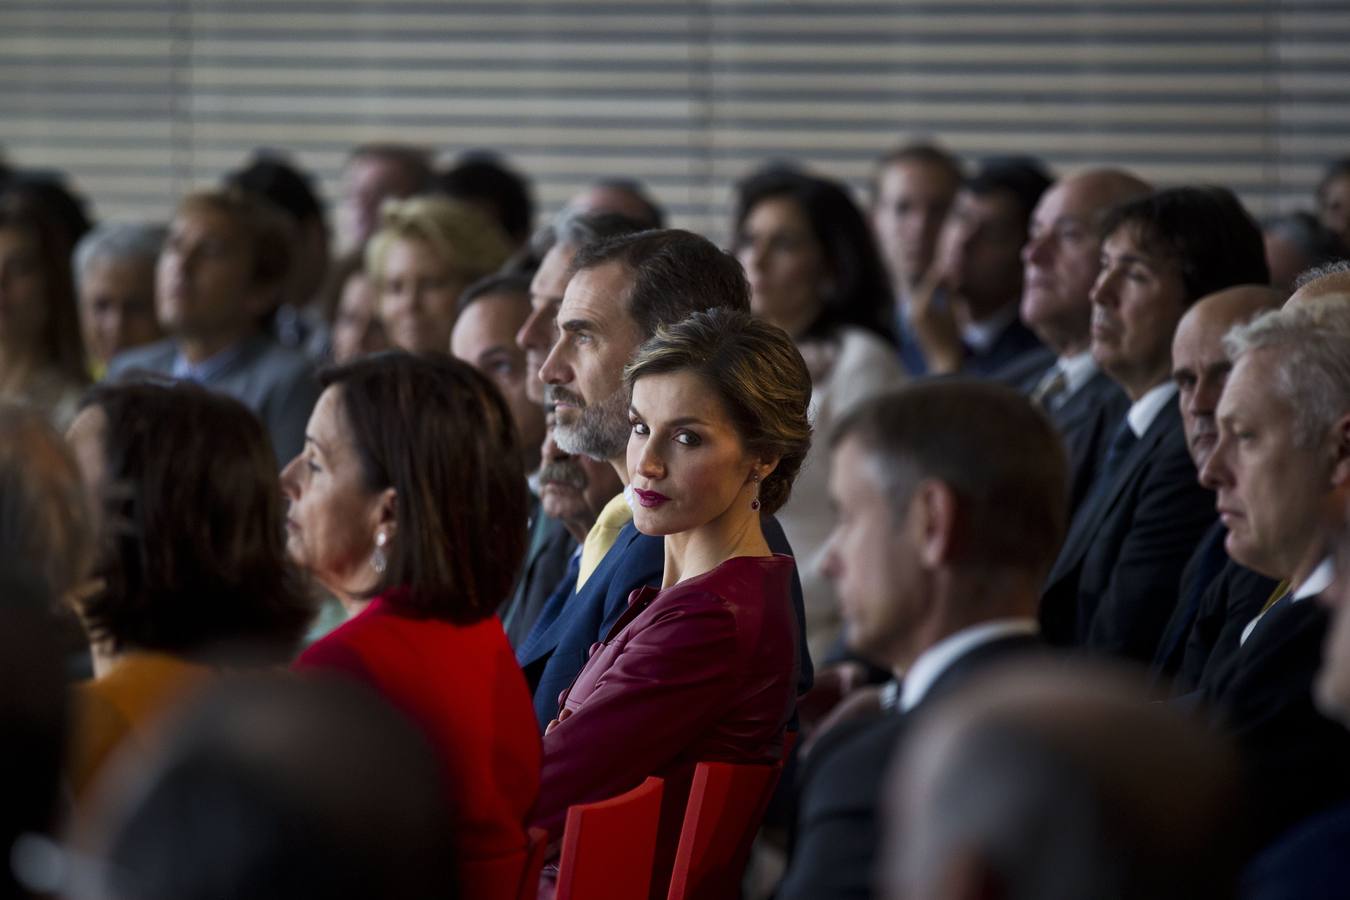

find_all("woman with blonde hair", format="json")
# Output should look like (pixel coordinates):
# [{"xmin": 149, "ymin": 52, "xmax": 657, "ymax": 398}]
[{"xmin": 366, "ymin": 195, "xmax": 513, "ymax": 354}]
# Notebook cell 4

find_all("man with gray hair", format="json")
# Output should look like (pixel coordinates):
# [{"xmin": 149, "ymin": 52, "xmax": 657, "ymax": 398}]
[
  {"xmin": 515, "ymin": 208, "xmax": 647, "ymax": 405},
  {"xmin": 1194, "ymin": 300, "xmax": 1350, "ymax": 854},
  {"xmin": 73, "ymin": 222, "xmax": 166, "ymax": 376},
  {"xmin": 885, "ymin": 662, "xmax": 1241, "ymax": 900},
  {"xmin": 1286, "ymin": 258, "xmax": 1350, "ymax": 308}
]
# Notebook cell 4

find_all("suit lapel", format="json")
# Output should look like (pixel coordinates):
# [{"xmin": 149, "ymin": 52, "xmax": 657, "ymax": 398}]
[{"xmin": 1050, "ymin": 403, "xmax": 1178, "ymax": 582}]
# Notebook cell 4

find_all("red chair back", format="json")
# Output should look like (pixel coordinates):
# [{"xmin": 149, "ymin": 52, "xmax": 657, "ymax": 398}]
[
  {"xmin": 556, "ymin": 776, "xmax": 665, "ymax": 900},
  {"xmin": 515, "ymin": 827, "xmax": 550, "ymax": 900},
  {"xmin": 664, "ymin": 761, "xmax": 784, "ymax": 900}
]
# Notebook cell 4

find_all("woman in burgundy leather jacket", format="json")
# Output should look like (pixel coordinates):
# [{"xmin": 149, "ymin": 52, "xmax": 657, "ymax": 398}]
[{"xmin": 532, "ymin": 308, "xmax": 814, "ymax": 888}]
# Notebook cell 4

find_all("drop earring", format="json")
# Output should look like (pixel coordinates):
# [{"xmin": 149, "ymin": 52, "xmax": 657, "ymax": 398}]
[
  {"xmin": 371, "ymin": 531, "xmax": 388, "ymax": 574},
  {"xmin": 750, "ymin": 472, "xmax": 762, "ymax": 511}
]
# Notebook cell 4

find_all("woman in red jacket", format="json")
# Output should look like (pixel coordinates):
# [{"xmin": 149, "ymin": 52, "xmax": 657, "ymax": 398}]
[
  {"xmin": 532, "ymin": 308, "xmax": 814, "ymax": 890},
  {"xmin": 283, "ymin": 352, "xmax": 540, "ymax": 900}
]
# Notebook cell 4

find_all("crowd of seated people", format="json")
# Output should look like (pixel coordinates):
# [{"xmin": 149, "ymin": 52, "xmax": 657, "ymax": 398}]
[{"xmin": 3, "ymin": 141, "xmax": 1350, "ymax": 900}]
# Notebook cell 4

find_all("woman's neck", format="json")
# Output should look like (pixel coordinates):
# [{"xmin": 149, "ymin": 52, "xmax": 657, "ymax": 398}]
[{"xmin": 661, "ymin": 505, "xmax": 771, "ymax": 589}]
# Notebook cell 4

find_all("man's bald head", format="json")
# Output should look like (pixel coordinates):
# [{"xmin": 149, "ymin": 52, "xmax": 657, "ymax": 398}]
[
  {"xmin": 1287, "ymin": 260, "xmax": 1350, "ymax": 309},
  {"xmin": 1172, "ymin": 285, "xmax": 1284, "ymax": 469},
  {"xmin": 886, "ymin": 662, "xmax": 1240, "ymax": 900},
  {"xmin": 1021, "ymin": 168, "xmax": 1151, "ymax": 355}
]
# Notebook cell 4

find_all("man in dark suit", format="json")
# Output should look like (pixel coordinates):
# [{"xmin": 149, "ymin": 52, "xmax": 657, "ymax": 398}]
[
  {"xmin": 515, "ymin": 229, "xmax": 811, "ymax": 730},
  {"xmin": 777, "ymin": 380, "xmax": 1067, "ymax": 900},
  {"xmin": 1193, "ymin": 300, "xmax": 1350, "ymax": 855},
  {"xmin": 1150, "ymin": 285, "xmax": 1283, "ymax": 683},
  {"xmin": 1006, "ymin": 168, "xmax": 1148, "ymax": 514},
  {"xmin": 1039, "ymin": 187, "xmax": 1270, "ymax": 662},
  {"xmin": 903, "ymin": 158, "xmax": 1051, "ymax": 377}
]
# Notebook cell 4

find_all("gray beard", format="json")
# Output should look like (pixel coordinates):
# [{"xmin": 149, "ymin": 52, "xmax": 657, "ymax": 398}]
[{"xmin": 552, "ymin": 384, "xmax": 630, "ymax": 462}]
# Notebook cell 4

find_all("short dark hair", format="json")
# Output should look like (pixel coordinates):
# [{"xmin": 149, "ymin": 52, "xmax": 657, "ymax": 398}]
[
  {"xmin": 589, "ymin": 177, "xmax": 666, "ymax": 229},
  {"xmin": 457, "ymin": 271, "xmax": 533, "ymax": 315},
  {"xmin": 177, "ymin": 188, "xmax": 296, "ymax": 292},
  {"xmin": 965, "ymin": 156, "xmax": 1054, "ymax": 230},
  {"xmin": 625, "ymin": 308, "xmax": 813, "ymax": 515},
  {"xmin": 570, "ymin": 228, "xmax": 751, "ymax": 340},
  {"xmin": 733, "ymin": 168, "xmax": 897, "ymax": 345},
  {"xmin": 872, "ymin": 142, "xmax": 964, "ymax": 196},
  {"xmin": 833, "ymin": 380, "xmax": 1068, "ymax": 579},
  {"xmin": 78, "ymin": 383, "xmax": 312, "ymax": 657},
  {"xmin": 346, "ymin": 143, "xmax": 433, "ymax": 193},
  {"xmin": 319, "ymin": 352, "xmax": 527, "ymax": 623},
  {"xmin": 1100, "ymin": 186, "xmax": 1270, "ymax": 304},
  {"xmin": 224, "ymin": 152, "xmax": 326, "ymax": 228},
  {"xmin": 437, "ymin": 153, "xmax": 534, "ymax": 246},
  {"xmin": 0, "ymin": 198, "xmax": 90, "ymax": 386}
]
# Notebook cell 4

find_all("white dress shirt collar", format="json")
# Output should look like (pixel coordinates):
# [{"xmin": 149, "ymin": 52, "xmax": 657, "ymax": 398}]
[
  {"xmin": 1056, "ymin": 350, "xmax": 1099, "ymax": 399},
  {"xmin": 900, "ymin": 618, "xmax": 1039, "ymax": 713},
  {"xmin": 1125, "ymin": 381, "xmax": 1178, "ymax": 439},
  {"xmin": 961, "ymin": 305, "xmax": 1018, "ymax": 355},
  {"xmin": 1240, "ymin": 557, "xmax": 1334, "ymax": 645}
]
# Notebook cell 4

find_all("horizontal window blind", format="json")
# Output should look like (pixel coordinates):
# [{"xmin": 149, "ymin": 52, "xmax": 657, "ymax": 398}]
[{"xmin": 3, "ymin": 1, "xmax": 1346, "ymax": 239}]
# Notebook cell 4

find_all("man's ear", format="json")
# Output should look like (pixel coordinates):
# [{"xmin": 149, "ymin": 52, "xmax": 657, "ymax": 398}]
[{"xmin": 912, "ymin": 479, "xmax": 958, "ymax": 568}]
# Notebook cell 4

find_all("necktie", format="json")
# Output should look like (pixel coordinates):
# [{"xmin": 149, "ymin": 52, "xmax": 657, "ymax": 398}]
[
  {"xmin": 1241, "ymin": 582, "xmax": 1294, "ymax": 646},
  {"xmin": 576, "ymin": 492, "xmax": 633, "ymax": 589},
  {"xmin": 1031, "ymin": 366, "xmax": 1069, "ymax": 411},
  {"xmin": 1079, "ymin": 418, "xmax": 1138, "ymax": 516}
]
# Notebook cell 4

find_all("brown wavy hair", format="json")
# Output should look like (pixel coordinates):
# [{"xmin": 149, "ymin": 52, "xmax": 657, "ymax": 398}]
[{"xmin": 624, "ymin": 308, "xmax": 812, "ymax": 515}]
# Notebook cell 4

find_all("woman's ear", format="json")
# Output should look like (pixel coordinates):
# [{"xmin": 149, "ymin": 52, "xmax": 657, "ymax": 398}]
[
  {"xmin": 371, "ymin": 487, "xmax": 398, "ymax": 539},
  {"xmin": 752, "ymin": 454, "xmax": 781, "ymax": 484}
]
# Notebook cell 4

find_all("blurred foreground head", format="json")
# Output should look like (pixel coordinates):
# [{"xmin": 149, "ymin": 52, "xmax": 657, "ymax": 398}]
[
  {"xmin": 885, "ymin": 661, "xmax": 1240, "ymax": 900},
  {"xmin": 88, "ymin": 675, "xmax": 458, "ymax": 900}
]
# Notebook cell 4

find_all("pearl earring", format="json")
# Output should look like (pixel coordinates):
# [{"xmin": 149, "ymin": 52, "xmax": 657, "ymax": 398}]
[{"xmin": 371, "ymin": 531, "xmax": 388, "ymax": 574}]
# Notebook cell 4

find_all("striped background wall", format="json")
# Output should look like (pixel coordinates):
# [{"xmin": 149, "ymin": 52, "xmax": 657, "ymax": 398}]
[{"xmin": 3, "ymin": 1, "xmax": 1347, "ymax": 238}]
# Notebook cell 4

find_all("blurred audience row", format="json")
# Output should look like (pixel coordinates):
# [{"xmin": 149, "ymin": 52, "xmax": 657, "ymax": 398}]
[{"xmin": 3, "ymin": 140, "xmax": 1350, "ymax": 900}]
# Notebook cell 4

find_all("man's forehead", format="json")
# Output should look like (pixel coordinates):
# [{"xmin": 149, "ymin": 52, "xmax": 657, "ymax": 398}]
[
  {"xmin": 558, "ymin": 261, "xmax": 634, "ymax": 331},
  {"xmin": 530, "ymin": 243, "xmax": 576, "ymax": 300}
]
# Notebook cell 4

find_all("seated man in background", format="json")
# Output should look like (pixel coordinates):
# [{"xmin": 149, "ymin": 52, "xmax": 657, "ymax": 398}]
[
  {"xmin": 107, "ymin": 188, "xmax": 319, "ymax": 464},
  {"xmin": 336, "ymin": 142, "xmax": 433, "ymax": 255},
  {"xmin": 453, "ymin": 272, "xmax": 565, "ymax": 648},
  {"xmin": 1193, "ymin": 300, "xmax": 1350, "ymax": 855},
  {"xmin": 1152, "ymin": 285, "xmax": 1283, "ymax": 686},
  {"xmin": 906, "ymin": 156, "xmax": 1051, "ymax": 376},
  {"xmin": 73, "ymin": 222, "xmax": 165, "ymax": 379},
  {"xmin": 1005, "ymin": 168, "xmax": 1147, "ymax": 514},
  {"xmin": 1039, "ymin": 186, "xmax": 1268, "ymax": 662},
  {"xmin": 502, "ymin": 417, "xmax": 623, "ymax": 649},
  {"xmin": 778, "ymin": 381, "xmax": 1064, "ymax": 900},
  {"xmin": 884, "ymin": 662, "xmax": 1241, "ymax": 900},
  {"xmin": 868, "ymin": 142, "xmax": 963, "ymax": 375}
]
